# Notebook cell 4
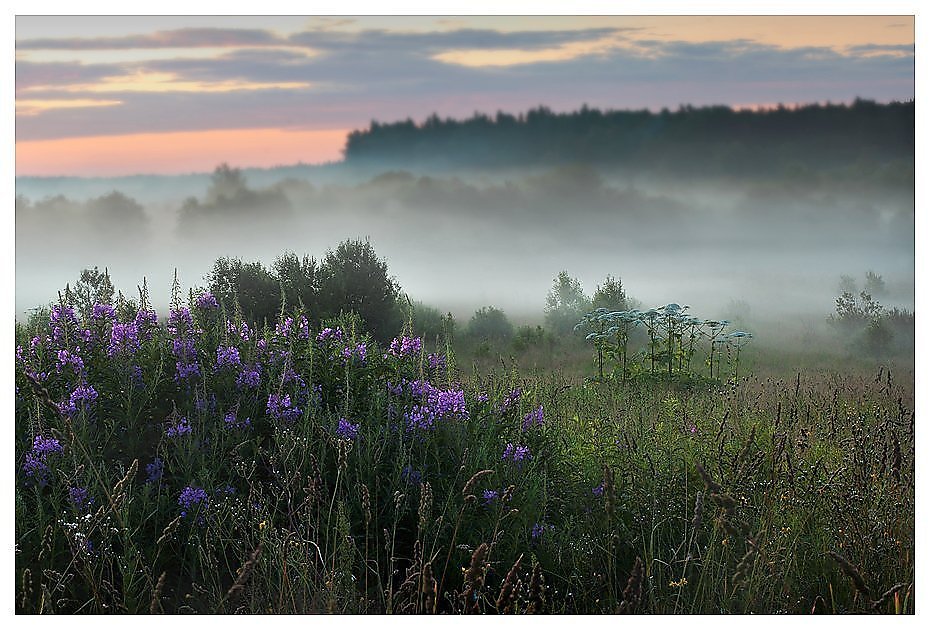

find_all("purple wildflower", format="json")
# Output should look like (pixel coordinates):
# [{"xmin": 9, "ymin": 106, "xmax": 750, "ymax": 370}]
[
  {"xmin": 69, "ymin": 486, "xmax": 95, "ymax": 512},
  {"xmin": 266, "ymin": 393, "xmax": 301, "ymax": 422},
  {"xmin": 593, "ymin": 482, "xmax": 606, "ymax": 497},
  {"xmin": 502, "ymin": 443, "xmax": 531, "ymax": 464},
  {"xmin": 175, "ymin": 360, "xmax": 201, "ymax": 382},
  {"xmin": 427, "ymin": 353, "xmax": 446, "ymax": 373},
  {"xmin": 482, "ymin": 489, "xmax": 499, "ymax": 506},
  {"xmin": 166, "ymin": 416, "xmax": 192, "ymax": 438},
  {"xmin": 531, "ymin": 522, "xmax": 554, "ymax": 542},
  {"xmin": 224, "ymin": 411, "xmax": 252, "ymax": 431},
  {"xmin": 388, "ymin": 335, "xmax": 422, "ymax": 358},
  {"xmin": 297, "ymin": 315, "xmax": 309, "ymax": 339},
  {"xmin": 56, "ymin": 349, "xmax": 85, "ymax": 375},
  {"xmin": 195, "ymin": 292, "xmax": 219, "ymax": 310},
  {"xmin": 22, "ymin": 453, "xmax": 50, "ymax": 487},
  {"xmin": 317, "ymin": 327, "xmax": 344, "ymax": 343},
  {"xmin": 134, "ymin": 309, "xmax": 158, "ymax": 339},
  {"xmin": 178, "ymin": 485, "xmax": 209, "ymax": 523},
  {"xmin": 498, "ymin": 388, "xmax": 522, "ymax": 414},
  {"xmin": 108, "ymin": 322, "xmax": 141, "ymax": 356},
  {"xmin": 522, "ymin": 405, "xmax": 544, "ymax": 431},
  {"xmin": 92, "ymin": 303, "xmax": 116, "ymax": 320},
  {"xmin": 145, "ymin": 457, "xmax": 164, "ymax": 483},
  {"xmin": 336, "ymin": 417, "xmax": 360, "ymax": 441},
  {"xmin": 236, "ymin": 364, "xmax": 262, "ymax": 389},
  {"xmin": 216, "ymin": 345, "xmax": 241, "ymax": 370},
  {"xmin": 275, "ymin": 317, "xmax": 293, "ymax": 338}
]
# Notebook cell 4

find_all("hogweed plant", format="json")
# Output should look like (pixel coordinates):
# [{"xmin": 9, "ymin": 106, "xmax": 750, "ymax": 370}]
[{"xmin": 576, "ymin": 305, "xmax": 749, "ymax": 384}]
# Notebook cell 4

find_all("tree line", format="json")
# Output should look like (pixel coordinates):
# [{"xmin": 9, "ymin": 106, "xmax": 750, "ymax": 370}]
[{"xmin": 343, "ymin": 100, "xmax": 914, "ymax": 178}]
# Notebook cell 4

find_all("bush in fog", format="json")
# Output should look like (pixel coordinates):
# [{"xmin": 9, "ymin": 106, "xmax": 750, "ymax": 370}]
[
  {"xmin": 272, "ymin": 252, "xmax": 319, "ymax": 312},
  {"xmin": 467, "ymin": 306, "xmax": 514, "ymax": 342},
  {"xmin": 209, "ymin": 257, "xmax": 281, "ymax": 326},
  {"xmin": 591, "ymin": 275, "xmax": 629, "ymax": 312},
  {"xmin": 61, "ymin": 267, "xmax": 115, "ymax": 322},
  {"xmin": 512, "ymin": 324, "xmax": 554, "ymax": 353},
  {"xmin": 545, "ymin": 271, "xmax": 590, "ymax": 335},
  {"xmin": 317, "ymin": 239, "xmax": 402, "ymax": 342},
  {"xmin": 409, "ymin": 301, "xmax": 449, "ymax": 341}
]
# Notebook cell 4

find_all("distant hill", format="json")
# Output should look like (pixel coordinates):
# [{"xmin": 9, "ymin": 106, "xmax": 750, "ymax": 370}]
[{"xmin": 344, "ymin": 100, "xmax": 914, "ymax": 180}]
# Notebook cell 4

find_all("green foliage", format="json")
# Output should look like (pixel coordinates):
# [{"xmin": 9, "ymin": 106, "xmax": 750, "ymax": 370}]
[
  {"xmin": 545, "ymin": 271, "xmax": 590, "ymax": 335},
  {"xmin": 13, "ymin": 289, "xmax": 915, "ymax": 613},
  {"xmin": 409, "ymin": 301, "xmax": 449, "ymax": 341},
  {"xmin": 63, "ymin": 267, "xmax": 115, "ymax": 321},
  {"xmin": 208, "ymin": 257, "xmax": 280, "ymax": 326},
  {"xmin": 317, "ymin": 238, "xmax": 402, "ymax": 342},
  {"xmin": 343, "ymin": 101, "xmax": 914, "ymax": 183},
  {"xmin": 591, "ymin": 275, "xmax": 628, "ymax": 312},
  {"xmin": 467, "ymin": 306, "xmax": 514, "ymax": 342}
]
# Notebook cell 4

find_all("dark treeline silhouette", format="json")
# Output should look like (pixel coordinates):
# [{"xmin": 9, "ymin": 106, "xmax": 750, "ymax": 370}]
[{"xmin": 344, "ymin": 100, "xmax": 914, "ymax": 179}]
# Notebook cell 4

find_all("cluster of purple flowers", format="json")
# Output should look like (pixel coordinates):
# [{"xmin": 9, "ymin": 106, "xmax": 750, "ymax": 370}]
[
  {"xmin": 50, "ymin": 305, "xmax": 79, "ymax": 344},
  {"xmin": 502, "ymin": 443, "xmax": 531, "ymax": 464},
  {"xmin": 427, "ymin": 353, "xmax": 446, "ymax": 374},
  {"xmin": 498, "ymin": 388, "xmax": 522, "ymax": 414},
  {"xmin": 145, "ymin": 457, "xmax": 164, "ymax": 484},
  {"xmin": 482, "ymin": 489, "xmax": 500, "ymax": 506},
  {"xmin": 317, "ymin": 327, "xmax": 344, "ymax": 344},
  {"xmin": 195, "ymin": 292, "xmax": 219, "ymax": 310},
  {"xmin": 592, "ymin": 482, "xmax": 606, "ymax": 497},
  {"xmin": 266, "ymin": 392, "xmax": 301, "ymax": 422},
  {"xmin": 236, "ymin": 363, "xmax": 262, "ymax": 389},
  {"xmin": 297, "ymin": 315, "xmax": 310, "ymax": 339},
  {"xmin": 215, "ymin": 345, "xmax": 241, "ymax": 370},
  {"xmin": 336, "ymin": 417, "xmax": 360, "ymax": 441},
  {"xmin": 91, "ymin": 303, "xmax": 116, "ymax": 320},
  {"xmin": 275, "ymin": 317, "xmax": 294, "ymax": 338},
  {"xmin": 69, "ymin": 486, "xmax": 95, "ymax": 513},
  {"xmin": 531, "ymin": 522, "xmax": 554, "ymax": 542},
  {"xmin": 178, "ymin": 485, "xmax": 209, "ymax": 524},
  {"xmin": 522, "ymin": 405, "xmax": 544, "ymax": 430},
  {"xmin": 166, "ymin": 416, "xmax": 192, "ymax": 438},
  {"xmin": 168, "ymin": 308, "xmax": 200, "ymax": 382},
  {"xmin": 388, "ymin": 335, "xmax": 422, "ymax": 358},
  {"xmin": 108, "ymin": 322, "xmax": 141, "ymax": 357},
  {"xmin": 224, "ymin": 411, "xmax": 252, "ymax": 431},
  {"xmin": 22, "ymin": 435, "xmax": 63, "ymax": 486},
  {"xmin": 397, "ymin": 379, "xmax": 468, "ymax": 431},
  {"xmin": 341, "ymin": 342, "xmax": 368, "ymax": 363},
  {"xmin": 227, "ymin": 319, "xmax": 252, "ymax": 342},
  {"xmin": 58, "ymin": 383, "xmax": 99, "ymax": 417},
  {"xmin": 56, "ymin": 348, "xmax": 85, "ymax": 375}
]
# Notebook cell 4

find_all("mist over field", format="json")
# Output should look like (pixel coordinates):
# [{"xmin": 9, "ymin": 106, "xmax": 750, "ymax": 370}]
[{"xmin": 15, "ymin": 103, "xmax": 915, "ymax": 340}]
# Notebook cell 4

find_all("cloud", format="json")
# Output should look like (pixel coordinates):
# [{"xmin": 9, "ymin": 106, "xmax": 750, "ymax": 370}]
[
  {"xmin": 14, "ymin": 27, "xmax": 915, "ymax": 144},
  {"xmin": 16, "ymin": 27, "xmax": 285, "ymax": 50}
]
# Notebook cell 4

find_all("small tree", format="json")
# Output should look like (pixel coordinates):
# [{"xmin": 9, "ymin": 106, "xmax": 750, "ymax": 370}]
[
  {"xmin": 64, "ymin": 267, "xmax": 115, "ymax": 320},
  {"xmin": 208, "ymin": 257, "xmax": 280, "ymax": 326},
  {"xmin": 317, "ymin": 239, "xmax": 402, "ymax": 342},
  {"xmin": 544, "ymin": 271, "xmax": 590, "ymax": 335},
  {"xmin": 273, "ymin": 252, "xmax": 318, "ymax": 313},
  {"xmin": 591, "ymin": 275, "xmax": 628, "ymax": 312},
  {"xmin": 467, "ymin": 306, "xmax": 514, "ymax": 342}
]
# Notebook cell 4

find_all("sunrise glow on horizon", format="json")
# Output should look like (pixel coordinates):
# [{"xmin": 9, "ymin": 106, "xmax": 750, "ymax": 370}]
[{"xmin": 15, "ymin": 15, "xmax": 915, "ymax": 178}]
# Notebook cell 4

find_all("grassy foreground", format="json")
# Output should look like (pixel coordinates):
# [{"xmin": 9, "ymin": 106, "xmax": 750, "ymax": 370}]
[{"xmin": 14, "ymin": 293, "xmax": 914, "ymax": 614}]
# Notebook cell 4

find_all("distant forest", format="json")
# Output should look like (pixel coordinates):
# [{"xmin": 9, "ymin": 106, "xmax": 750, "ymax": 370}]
[{"xmin": 344, "ymin": 100, "xmax": 914, "ymax": 179}]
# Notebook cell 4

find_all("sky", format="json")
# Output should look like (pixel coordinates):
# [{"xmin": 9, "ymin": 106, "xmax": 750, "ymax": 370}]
[{"xmin": 14, "ymin": 14, "xmax": 916, "ymax": 176}]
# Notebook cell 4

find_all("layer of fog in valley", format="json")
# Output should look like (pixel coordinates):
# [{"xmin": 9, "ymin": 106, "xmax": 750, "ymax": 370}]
[{"xmin": 16, "ymin": 159, "xmax": 914, "ymax": 342}]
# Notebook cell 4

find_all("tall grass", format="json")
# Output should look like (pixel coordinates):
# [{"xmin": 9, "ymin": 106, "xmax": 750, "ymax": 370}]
[{"xmin": 14, "ymin": 286, "xmax": 914, "ymax": 613}]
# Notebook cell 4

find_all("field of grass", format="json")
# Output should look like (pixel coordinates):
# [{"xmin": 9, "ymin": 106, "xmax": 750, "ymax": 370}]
[{"xmin": 14, "ymin": 290, "xmax": 914, "ymax": 614}]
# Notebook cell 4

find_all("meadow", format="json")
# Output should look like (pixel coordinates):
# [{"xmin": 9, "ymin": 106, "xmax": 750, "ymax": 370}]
[{"xmin": 13, "ymin": 268, "xmax": 915, "ymax": 615}]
